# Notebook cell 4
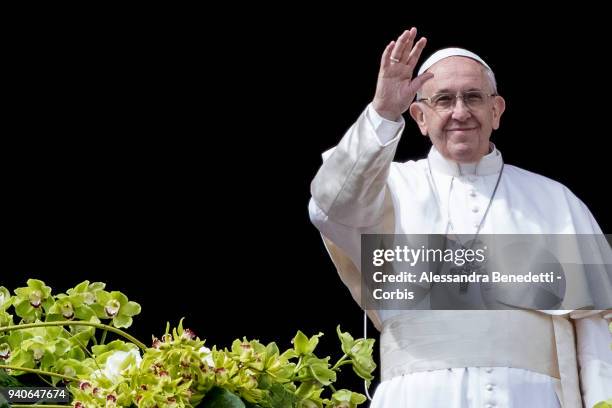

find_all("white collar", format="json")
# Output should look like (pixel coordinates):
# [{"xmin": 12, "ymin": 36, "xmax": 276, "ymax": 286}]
[{"xmin": 427, "ymin": 143, "xmax": 503, "ymax": 176}]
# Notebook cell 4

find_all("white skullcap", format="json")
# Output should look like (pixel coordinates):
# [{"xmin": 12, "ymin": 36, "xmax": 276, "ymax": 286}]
[{"xmin": 417, "ymin": 47, "xmax": 491, "ymax": 76}]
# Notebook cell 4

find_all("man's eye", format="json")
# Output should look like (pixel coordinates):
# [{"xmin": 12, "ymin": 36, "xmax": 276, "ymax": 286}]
[
  {"xmin": 434, "ymin": 95, "xmax": 453, "ymax": 103},
  {"xmin": 466, "ymin": 93, "xmax": 484, "ymax": 103}
]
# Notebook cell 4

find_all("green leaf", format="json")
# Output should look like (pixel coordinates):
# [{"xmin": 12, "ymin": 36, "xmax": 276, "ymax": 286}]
[
  {"xmin": 242, "ymin": 402, "xmax": 264, "ymax": 408},
  {"xmin": 199, "ymin": 387, "xmax": 246, "ymax": 408},
  {"xmin": 266, "ymin": 383, "xmax": 298, "ymax": 408},
  {"xmin": 0, "ymin": 368, "xmax": 24, "ymax": 387}
]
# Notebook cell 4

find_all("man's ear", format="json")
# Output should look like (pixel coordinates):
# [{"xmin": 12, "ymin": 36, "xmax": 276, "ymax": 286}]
[
  {"xmin": 409, "ymin": 102, "xmax": 428, "ymax": 136},
  {"xmin": 492, "ymin": 95, "xmax": 506, "ymax": 130}
]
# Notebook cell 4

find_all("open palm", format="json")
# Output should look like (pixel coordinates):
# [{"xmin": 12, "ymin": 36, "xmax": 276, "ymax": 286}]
[{"xmin": 373, "ymin": 28, "xmax": 433, "ymax": 121}]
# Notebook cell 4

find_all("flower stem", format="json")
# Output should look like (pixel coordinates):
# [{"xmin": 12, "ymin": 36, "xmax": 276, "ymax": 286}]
[
  {"xmin": 60, "ymin": 327, "xmax": 90, "ymax": 358},
  {"xmin": 0, "ymin": 321, "xmax": 147, "ymax": 350},
  {"xmin": 0, "ymin": 364, "xmax": 79, "ymax": 383},
  {"xmin": 100, "ymin": 329, "xmax": 108, "ymax": 345},
  {"xmin": 37, "ymin": 373, "xmax": 54, "ymax": 386},
  {"xmin": 331, "ymin": 354, "xmax": 348, "ymax": 371},
  {"xmin": 334, "ymin": 360, "xmax": 353, "ymax": 368},
  {"xmin": 294, "ymin": 356, "xmax": 303, "ymax": 373}
]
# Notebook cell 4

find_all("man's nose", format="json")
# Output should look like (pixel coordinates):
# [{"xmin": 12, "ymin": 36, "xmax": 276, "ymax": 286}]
[{"xmin": 451, "ymin": 97, "xmax": 471, "ymax": 121}]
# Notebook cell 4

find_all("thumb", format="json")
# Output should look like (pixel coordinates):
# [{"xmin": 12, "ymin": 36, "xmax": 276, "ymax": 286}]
[{"xmin": 409, "ymin": 72, "xmax": 434, "ymax": 95}]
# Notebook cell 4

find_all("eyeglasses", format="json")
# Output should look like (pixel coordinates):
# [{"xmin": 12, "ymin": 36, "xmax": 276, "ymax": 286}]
[{"xmin": 417, "ymin": 90, "xmax": 497, "ymax": 112}]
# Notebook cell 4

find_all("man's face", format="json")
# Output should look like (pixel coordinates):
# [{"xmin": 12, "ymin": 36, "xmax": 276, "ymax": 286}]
[{"xmin": 409, "ymin": 57, "xmax": 505, "ymax": 163}]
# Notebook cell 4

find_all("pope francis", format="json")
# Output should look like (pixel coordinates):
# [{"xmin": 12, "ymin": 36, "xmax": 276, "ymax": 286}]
[{"xmin": 308, "ymin": 28, "xmax": 612, "ymax": 407}]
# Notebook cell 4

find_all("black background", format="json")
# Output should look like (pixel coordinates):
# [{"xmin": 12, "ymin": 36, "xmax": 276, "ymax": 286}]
[{"xmin": 3, "ymin": 6, "xmax": 610, "ymax": 397}]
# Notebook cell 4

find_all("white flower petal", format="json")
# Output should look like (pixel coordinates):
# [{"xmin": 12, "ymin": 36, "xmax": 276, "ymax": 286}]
[
  {"xmin": 199, "ymin": 346, "xmax": 214, "ymax": 367},
  {"xmin": 101, "ymin": 349, "xmax": 143, "ymax": 383}
]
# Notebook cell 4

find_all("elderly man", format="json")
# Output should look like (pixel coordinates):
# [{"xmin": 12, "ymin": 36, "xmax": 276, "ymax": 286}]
[{"xmin": 308, "ymin": 28, "xmax": 612, "ymax": 407}]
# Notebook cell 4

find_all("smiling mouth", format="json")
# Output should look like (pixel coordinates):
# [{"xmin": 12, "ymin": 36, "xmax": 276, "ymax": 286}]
[{"xmin": 447, "ymin": 128, "xmax": 476, "ymax": 131}]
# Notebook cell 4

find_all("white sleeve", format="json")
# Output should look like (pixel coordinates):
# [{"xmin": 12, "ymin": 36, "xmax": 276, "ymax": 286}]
[
  {"xmin": 308, "ymin": 105, "xmax": 403, "ymax": 301},
  {"xmin": 571, "ymin": 311, "xmax": 612, "ymax": 407},
  {"xmin": 365, "ymin": 103, "xmax": 404, "ymax": 145},
  {"xmin": 310, "ymin": 105, "xmax": 403, "ymax": 229}
]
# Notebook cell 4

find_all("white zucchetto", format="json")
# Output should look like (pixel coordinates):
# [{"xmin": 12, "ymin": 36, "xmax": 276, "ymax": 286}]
[{"xmin": 417, "ymin": 47, "xmax": 491, "ymax": 75}]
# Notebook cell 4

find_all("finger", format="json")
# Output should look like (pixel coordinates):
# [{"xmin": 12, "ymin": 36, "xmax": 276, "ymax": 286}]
[
  {"xmin": 405, "ymin": 37, "xmax": 428, "ymax": 74},
  {"xmin": 380, "ymin": 41, "xmax": 395, "ymax": 70},
  {"xmin": 390, "ymin": 29, "xmax": 412, "ymax": 62},
  {"xmin": 399, "ymin": 28, "xmax": 417, "ymax": 64},
  {"xmin": 409, "ymin": 72, "xmax": 435, "ymax": 95},
  {"xmin": 394, "ymin": 28, "xmax": 414, "ymax": 61}
]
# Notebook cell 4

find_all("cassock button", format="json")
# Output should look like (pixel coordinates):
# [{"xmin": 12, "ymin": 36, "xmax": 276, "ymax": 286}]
[
  {"xmin": 485, "ymin": 368, "xmax": 493, "ymax": 373},
  {"xmin": 485, "ymin": 404, "xmax": 495, "ymax": 408},
  {"xmin": 474, "ymin": 223, "xmax": 480, "ymax": 229},
  {"xmin": 472, "ymin": 206, "xmax": 479, "ymax": 213},
  {"xmin": 470, "ymin": 190, "xmax": 477, "ymax": 197},
  {"xmin": 485, "ymin": 384, "xmax": 494, "ymax": 391}
]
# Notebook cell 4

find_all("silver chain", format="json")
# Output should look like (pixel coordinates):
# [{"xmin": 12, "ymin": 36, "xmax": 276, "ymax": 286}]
[
  {"xmin": 427, "ymin": 157, "xmax": 504, "ymax": 293},
  {"xmin": 426, "ymin": 157, "xmax": 504, "ymax": 241}
]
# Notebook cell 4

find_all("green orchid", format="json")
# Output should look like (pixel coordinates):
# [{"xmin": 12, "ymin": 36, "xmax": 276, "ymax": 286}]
[
  {"xmin": 2, "ymin": 324, "xmax": 71, "ymax": 374},
  {"xmin": 1, "ymin": 328, "xmax": 31, "ymax": 372},
  {"xmin": 13, "ymin": 279, "xmax": 53, "ymax": 322},
  {"xmin": 48, "ymin": 293, "xmax": 97, "ymax": 322},
  {"xmin": 262, "ymin": 342, "xmax": 295, "ymax": 383},
  {"xmin": 326, "ymin": 389, "xmax": 367, "ymax": 408},
  {"xmin": 67, "ymin": 280, "xmax": 106, "ymax": 306},
  {"xmin": 91, "ymin": 340, "xmax": 140, "ymax": 366},
  {"xmin": 52, "ymin": 358, "xmax": 94, "ymax": 385},
  {"xmin": 301, "ymin": 355, "xmax": 336, "ymax": 386},
  {"xmin": 90, "ymin": 290, "xmax": 141, "ymax": 328},
  {"xmin": 132, "ymin": 320, "xmax": 221, "ymax": 406},
  {"xmin": 336, "ymin": 326, "xmax": 376, "ymax": 384},
  {"xmin": 21, "ymin": 331, "xmax": 71, "ymax": 370},
  {"xmin": 211, "ymin": 348, "xmax": 240, "ymax": 387},
  {"xmin": 292, "ymin": 330, "xmax": 324, "ymax": 356},
  {"xmin": 1, "ymin": 281, "xmax": 378, "ymax": 408},
  {"xmin": 70, "ymin": 378, "xmax": 121, "ymax": 408}
]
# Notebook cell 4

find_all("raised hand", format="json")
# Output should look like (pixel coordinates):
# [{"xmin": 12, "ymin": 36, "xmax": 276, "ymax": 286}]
[{"xmin": 372, "ymin": 28, "xmax": 433, "ymax": 121}]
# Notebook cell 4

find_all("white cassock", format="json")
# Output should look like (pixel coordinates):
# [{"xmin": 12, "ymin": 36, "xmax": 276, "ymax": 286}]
[{"xmin": 308, "ymin": 105, "xmax": 612, "ymax": 408}]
